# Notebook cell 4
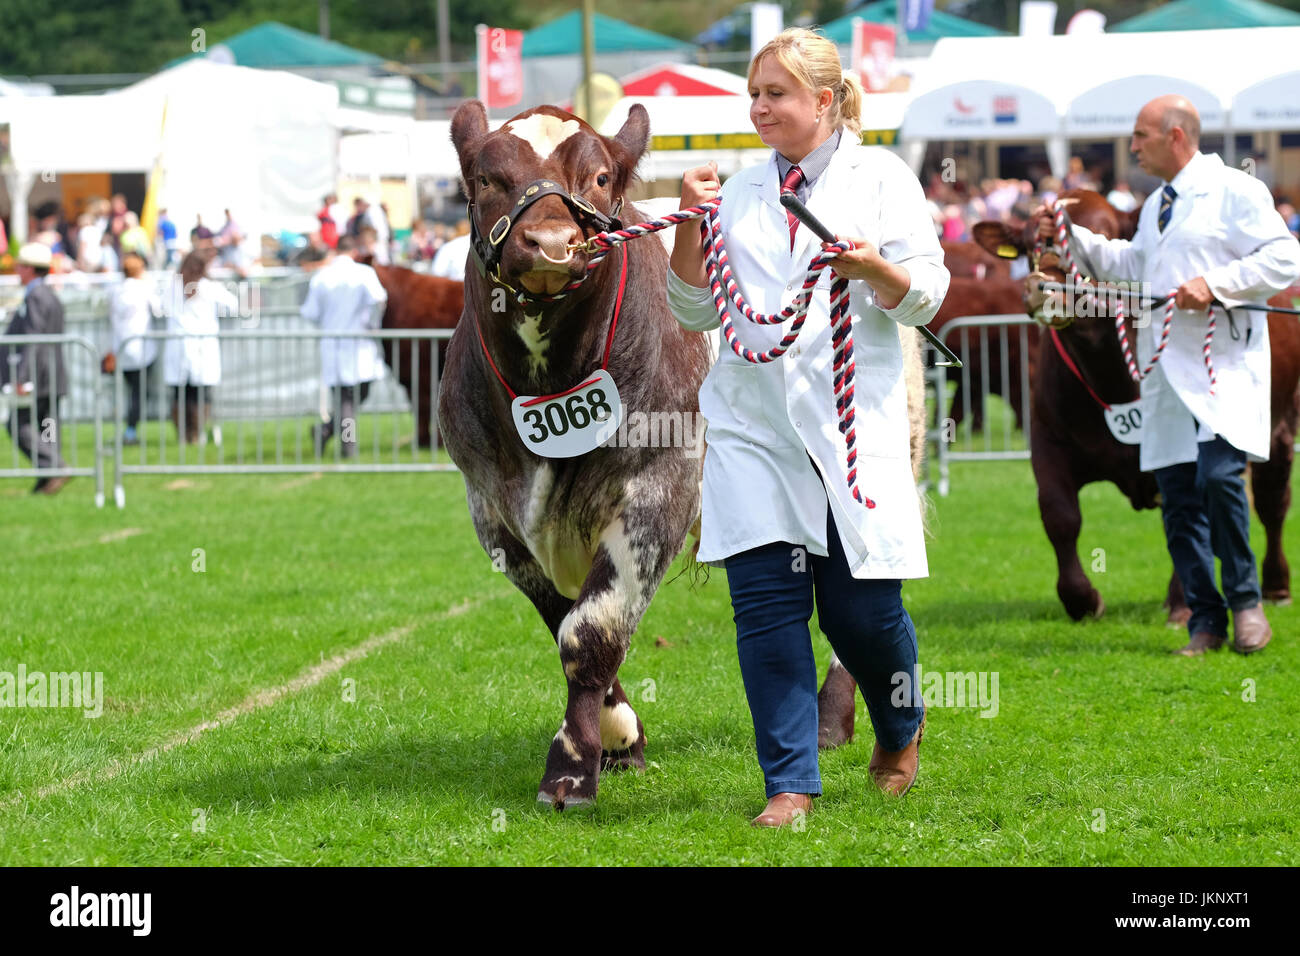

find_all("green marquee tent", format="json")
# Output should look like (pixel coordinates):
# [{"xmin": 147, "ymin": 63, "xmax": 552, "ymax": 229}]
[
  {"xmin": 1113, "ymin": 0, "xmax": 1300, "ymax": 31},
  {"xmin": 821, "ymin": 1, "xmax": 1007, "ymax": 44},
  {"xmin": 522, "ymin": 12, "xmax": 693, "ymax": 57},
  {"xmin": 187, "ymin": 21, "xmax": 382, "ymax": 68}
]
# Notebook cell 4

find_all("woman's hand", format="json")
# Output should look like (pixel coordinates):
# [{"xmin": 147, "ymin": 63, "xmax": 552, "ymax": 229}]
[
  {"xmin": 679, "ymin": 162, "xmax": 720, "ymax": 210},
  {"xmin": 671, "ymin": 162, "xmax": 720, "ymax": 288},
  {"xmin": 821, "ymin": 236, "xmax": 911, "ymax": 310}
]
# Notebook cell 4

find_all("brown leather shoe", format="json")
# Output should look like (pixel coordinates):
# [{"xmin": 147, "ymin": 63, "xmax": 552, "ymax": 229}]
[
  {"xmin": 869, "ymin": 715, "xmax": 925, "ymax": 797},
  {"xmin": 1233, "ymin": 604, "xmax": 1272, "ymax": 654},
  {"xmin": 750, "ymin": 792, "xmax": 813, "ymax": 828},
  {"xmin": 1173, "ymin": 631, "xmax": 1226, "ymax": 656},
  {"xmin": 38, "ymin": 475, "xmax": 72, "ymax": 496}
]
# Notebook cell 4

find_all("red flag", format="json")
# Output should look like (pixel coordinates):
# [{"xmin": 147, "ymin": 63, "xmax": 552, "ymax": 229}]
[
  {"xmin": 477, "ymin": 25, "xmax": 524, "ymax": 109},
  {"xmin": 850, "ymin": 20, "xmax": 895, "ymax": 93}
]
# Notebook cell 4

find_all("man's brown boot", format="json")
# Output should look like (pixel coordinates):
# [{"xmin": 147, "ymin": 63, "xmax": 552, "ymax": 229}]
[
  {"xmin": 751, "ymin": 792, "xmax": 813, "ymax": 828},
  {"xmin": 1173, "ymin": 631, "xmax": 1226, "ymax": 656},
  {"xmin": 869, "ymin": 716, "xmax": 925, "ymax": 797},
  {"xmin": 1233, "ymin": 604, "xmax": 1272, "ymax": 654}
]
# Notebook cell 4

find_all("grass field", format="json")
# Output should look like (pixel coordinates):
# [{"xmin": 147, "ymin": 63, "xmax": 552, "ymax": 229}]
[{"xmin": 1, "ymin": 446, "xmax": 1296, "ymax": 866}]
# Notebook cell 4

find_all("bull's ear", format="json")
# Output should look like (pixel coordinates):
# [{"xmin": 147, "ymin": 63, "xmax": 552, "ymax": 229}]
[
  {"xmin": 451, "ymin": 100, "xmax": 489, "ymax": 184},
  {"xmin": 971, "ymin": 221, "xmax": 1023, "ymax": 258},
  {"xmin": 613, "ymin": 103, "xmax": 651, "ymax": 164}
]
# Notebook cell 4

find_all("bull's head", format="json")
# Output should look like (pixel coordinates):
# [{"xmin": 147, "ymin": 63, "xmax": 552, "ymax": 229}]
[
  {"xmin": 451, "ymin": 102, "xmax": 650, "ymax": 299},
  {"xmin": 970, "ymin": 218, "xmax": 1065, "ymax": 327},
  {"xmin": 973, "ymin": 190, "xmax": 1142, "ymax": 330}
]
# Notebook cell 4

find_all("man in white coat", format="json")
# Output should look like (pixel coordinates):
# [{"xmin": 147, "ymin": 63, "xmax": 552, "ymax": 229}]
[
  {"xmin": 301, "ymin": 235, "xmax": 388, "ymax": 457},
  {"xmin": 1036, "ymin": 95, "xmax": 1300, "ymax": 655}
]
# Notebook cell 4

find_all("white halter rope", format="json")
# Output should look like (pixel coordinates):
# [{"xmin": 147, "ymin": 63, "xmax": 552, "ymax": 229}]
[
  {"xmin": 577, "ymin": 198, "xmax": 875, "ymax": 509},
  {"xmin": 1043, "ymin": 202, "xmax": 1217, "ymax": 395}
]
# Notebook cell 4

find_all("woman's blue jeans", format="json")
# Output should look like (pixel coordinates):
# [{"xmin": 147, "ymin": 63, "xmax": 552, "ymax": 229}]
[{"xmin": 723, "ymin": 510, "xmax": 924, "ymax": 798}]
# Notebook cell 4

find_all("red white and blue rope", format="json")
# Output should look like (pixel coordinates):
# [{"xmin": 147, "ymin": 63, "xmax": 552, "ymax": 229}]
[{"xmin": 519, "ymin": 198, "xmax": 875, "ymax": 510}]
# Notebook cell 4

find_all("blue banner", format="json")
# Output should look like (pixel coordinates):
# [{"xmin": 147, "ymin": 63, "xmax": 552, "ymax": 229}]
[{"xmin": 902, "ymin": 0, "xmax": 933, "ymax": 32}]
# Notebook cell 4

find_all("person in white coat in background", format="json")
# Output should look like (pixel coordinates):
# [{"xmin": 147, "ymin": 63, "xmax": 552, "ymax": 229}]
[
  {"xmin": 668, "ymin": 28, "xmax": 949, "ymax": 827},
  {"xmin": 108, "ymin": 251, "xmax": 160, "ymax": 445},
  {"xmin": 164, "ymin": 250, "xmax": 237, "ymax": 444},
  {"xmin": 300, "ymin": 235, "xmax": 388, "ymax": 458},
  {"xmin": 1035, "ymin": 95, "xmax": 1300, "ymax": 656}
]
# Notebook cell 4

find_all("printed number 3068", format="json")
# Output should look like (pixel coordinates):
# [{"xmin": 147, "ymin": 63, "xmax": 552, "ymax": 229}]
[{"xmin": 522, "ymin": 388, "xmax": 613, "ymax": 443}]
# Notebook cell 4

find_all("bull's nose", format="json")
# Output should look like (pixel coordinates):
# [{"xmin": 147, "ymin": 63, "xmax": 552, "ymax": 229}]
[{"xmin": 522, "ymin": 225, "xmax": 582, "ymax": 266}]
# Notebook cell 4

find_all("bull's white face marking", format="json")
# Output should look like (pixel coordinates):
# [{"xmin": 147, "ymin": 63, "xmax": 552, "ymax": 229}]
[
  {"xmin": 517, "ymin": 313, "xmax": 549, "ymax": 373},
  {"xmin": 600, "ymin": 701, "xmax": 639, "ymax": 751},
  {"xmin": 1056, "ymin": 197, "xmax": 1080, "ymax": 210},
  {"xmin": 505, "ymin": 113, "xmax": 581, "ymax": 161}
]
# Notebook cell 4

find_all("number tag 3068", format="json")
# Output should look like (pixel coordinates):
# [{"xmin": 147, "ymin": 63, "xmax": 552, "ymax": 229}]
[{"xmin": 511, "ymin": 368, "xmax": 623, "ymax": 458}]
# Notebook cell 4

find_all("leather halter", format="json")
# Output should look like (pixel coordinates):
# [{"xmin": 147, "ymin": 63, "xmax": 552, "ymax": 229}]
[{"xmin": 467, "ymin": 178, "xmax": 623, "ymax": 289}]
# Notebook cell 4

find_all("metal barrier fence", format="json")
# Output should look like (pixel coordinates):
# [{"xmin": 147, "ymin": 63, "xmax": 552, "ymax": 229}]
[
  {"xmin": 111, "ymin": 328, "xmax": 456, "ymax": 506},
  {"xmin": 923, "ymin": 313, "xmax": 1038, "ymax": 497},
  {"xmin": 0, "ymin": 334, "xmax": 106, "ymax": 504}
]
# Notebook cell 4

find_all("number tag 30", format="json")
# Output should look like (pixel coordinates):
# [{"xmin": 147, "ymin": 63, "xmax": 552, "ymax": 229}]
[
  {"xmin": 1105, "ymin": 399, "xmax": 1143, "ymax": 445},
  {"xmin": 511, "ymin": 368, "xmax": 623, "ymax": 458}
]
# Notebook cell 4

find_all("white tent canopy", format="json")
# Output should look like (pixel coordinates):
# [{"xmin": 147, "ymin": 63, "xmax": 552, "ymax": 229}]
[
  {"xmin": 902, "ymin": 80, "xmax": 1058, "ymax": 140},
  {"xmin": 4, "ymin": 59, "xmax": 340, "ymax": 244},
  {"xmin": 903, "ymin": 26, "xmax": 1300, "ymax": 176},
  {"xmin": 1232, "ymin": 73, "xmax": 1300, "ymax": 131}
]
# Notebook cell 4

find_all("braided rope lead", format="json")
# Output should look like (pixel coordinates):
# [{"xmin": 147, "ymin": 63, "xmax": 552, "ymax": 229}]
[
  {"xmin": 1050, "ymin": 201, "xmax": 1216, "ymax": 396},
  {"xmin": 525, "ymin": 197, "xmax": 875, "ymax": 509}
]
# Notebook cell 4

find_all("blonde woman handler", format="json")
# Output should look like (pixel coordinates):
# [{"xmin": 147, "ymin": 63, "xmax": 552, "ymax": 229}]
[{"xmin": 668, "ymin": 29, "xmax": 949, "ymax": 827}]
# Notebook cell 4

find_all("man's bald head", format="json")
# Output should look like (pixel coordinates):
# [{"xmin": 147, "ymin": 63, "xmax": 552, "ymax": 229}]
[
  {"xmin": 1131, "ymin": 95, "xmax": 1200, "ymax": 182},
  {"xmin": 1145, "ymin": 94, "xmax": 1201, "ymax": 148}
]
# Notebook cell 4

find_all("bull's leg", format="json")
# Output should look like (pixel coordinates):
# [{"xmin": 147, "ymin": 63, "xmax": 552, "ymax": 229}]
[
  {"xmin": 600, "ymin": 677, "xmax": 645, "ymax": 772},
  {"xmin": 817, "ymin": 654, "xmax": 856, "ymax": 749},
  {"xmin": 1163, "ymin": 571, "xmax": 1192, "ymax": 627},
  {"xmin": 540, "ymin": 510, "xmax": 675, "ymax": 810},
  {"xmin": 1252, "ymin": 433, "xmax": 1295, "ymax": 605},
  {"xmin": 1034, "ymin": 447, "xmax": 1102, "ymax": 620}
]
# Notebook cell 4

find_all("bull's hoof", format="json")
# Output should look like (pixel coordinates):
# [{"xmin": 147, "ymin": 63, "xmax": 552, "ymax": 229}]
[
  {"xmin": 537, "ymin": 775, "xmax": 598, "ymax": 811},
  {"xmin": 1062, "ymin": 589, "xmax": 1103, "ymax": 621},
  {"xmin": 1262, "ymin": 592, "xmax": 1292, "ymax": 607},
  {"xmin": 600, "ymin": 748, "xmax": 646, "ymax": 773},
  {"xmin": 818, "ymin": 724, "xmax": 854, "ymax": 750},
  {"xmin": 1165, "ymin": 606, "xmax": 1192, "ymax": 629}
]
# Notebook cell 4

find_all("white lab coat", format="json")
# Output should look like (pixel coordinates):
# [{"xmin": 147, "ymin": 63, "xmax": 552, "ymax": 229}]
[
  {"xmin": 163, "ymin": 278, "xmax": 236, "ymax": 387},
  {"xmin": 430, "ymin": 233, "xmax": 470, "ymax": 281},
  {"xmin": 109, "ymin": 276, "xmax": 159, "ymax": 371},
  {"xmin": 669, "ymin": 136, "xmax": 949, "ymax": 579},
  {"xmin": 1068, "ymin": 151, "xmax": 1300, "ymax": 471},
  {"xmin": 300, "ymin": 256, "xmax": 388, "ymax": 387}
]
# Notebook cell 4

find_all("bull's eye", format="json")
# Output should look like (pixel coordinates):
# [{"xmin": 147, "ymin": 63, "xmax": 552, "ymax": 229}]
[
  {"xmin": 596, "ymin": 173, "xmax": 610, "ymax": 188},
  {"xmin": 478, "ymin": 174, "xmax": 490, "ymax": 189}
]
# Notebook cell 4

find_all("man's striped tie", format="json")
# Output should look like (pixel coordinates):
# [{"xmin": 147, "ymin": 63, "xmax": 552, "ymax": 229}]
[{"xmin": 1158, "ymin": 184, "xmax": 1177, "ymax": 233}]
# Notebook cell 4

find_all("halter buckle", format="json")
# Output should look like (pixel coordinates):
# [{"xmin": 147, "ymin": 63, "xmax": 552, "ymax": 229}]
[{"xmin": 489, "ymin": 215, "xmax": 512, "ymax": 246}]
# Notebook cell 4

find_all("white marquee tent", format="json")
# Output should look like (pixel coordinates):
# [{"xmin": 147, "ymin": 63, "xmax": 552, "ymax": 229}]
[
  {"xmin": 2, "ymin": 59, "xmax": 340, "ymax": 246},
  {"xmin": 900, "ymin": 26, "xmax": 1300, "ymax": 178}
]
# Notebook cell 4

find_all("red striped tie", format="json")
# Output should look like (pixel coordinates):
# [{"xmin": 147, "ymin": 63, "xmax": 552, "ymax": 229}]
[{"xmin": 781, "ymin": 165, "xmax": 805, "ymax": 250}]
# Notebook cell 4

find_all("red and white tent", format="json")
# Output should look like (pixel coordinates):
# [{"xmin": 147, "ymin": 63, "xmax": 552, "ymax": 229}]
[{"xmin": 618, "ymin": 62, "xmax": 749, "ymax": 97}]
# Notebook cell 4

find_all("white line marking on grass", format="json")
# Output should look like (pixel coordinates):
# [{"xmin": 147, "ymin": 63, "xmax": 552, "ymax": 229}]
[
  {"xmin": 2, "ymin": 597, "xmax": 482, "ymax": 807},
  {"xmin": 277, "ymin": 473, "xmax": 323, "ymax": 491},
  {"xmin": 99, "ymin": 528, "xmax": 145, "ymax": 544}
]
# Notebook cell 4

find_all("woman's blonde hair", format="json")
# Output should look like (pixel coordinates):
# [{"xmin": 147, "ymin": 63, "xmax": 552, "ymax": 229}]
[{"xmin": 748, "ymin": 28, "xmax": 865, "ymax": 138}]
